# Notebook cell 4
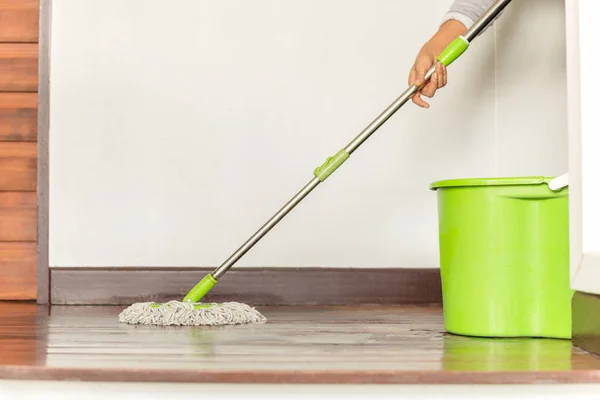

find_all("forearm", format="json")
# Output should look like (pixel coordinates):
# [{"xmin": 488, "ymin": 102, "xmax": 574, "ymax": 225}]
[
  {"xmin": 423, "ymin": 0, "xmax": 499, "ymax": 53},
  {"xmin": 441, "ymin": 0, "xmax": 501, "ymax": 36}
]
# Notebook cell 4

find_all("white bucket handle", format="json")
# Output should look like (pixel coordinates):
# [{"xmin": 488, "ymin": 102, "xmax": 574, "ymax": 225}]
[{"xmin": 548, "ymin": 173, "xmax": 568, "ymax": 191}]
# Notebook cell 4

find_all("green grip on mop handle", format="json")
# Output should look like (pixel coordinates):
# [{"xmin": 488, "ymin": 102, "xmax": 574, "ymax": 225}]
[
  {"xmin": 183, "ymin": 273, "xmax": 217, "ymax": 303},
  {"xmin": 437, "ymin": 36, "xmax": 470, "ymax": 67},
  {"xmin": 314, "ymin": 149, "xmax": 350, "ymax": 182}
]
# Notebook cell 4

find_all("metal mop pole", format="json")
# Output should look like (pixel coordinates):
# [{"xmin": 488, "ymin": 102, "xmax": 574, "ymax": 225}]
[{"xmin": 183, "ymin": 0, "xmax": 515, "ymax": 303}]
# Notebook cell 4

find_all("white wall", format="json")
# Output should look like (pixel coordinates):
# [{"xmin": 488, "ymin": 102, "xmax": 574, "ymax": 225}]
[{"xmin": 49, "ymin": 0, "xmax": 567, "ymax": 268}]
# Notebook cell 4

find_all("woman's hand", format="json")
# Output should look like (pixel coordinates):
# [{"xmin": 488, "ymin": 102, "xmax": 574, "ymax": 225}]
[
  {"xmin": 408, "ymin": 46, "xmax": 448, "ymax": 108},
  {"xmin": 408, "ymin": 20, "xmax": 467, "ymax": 108}
]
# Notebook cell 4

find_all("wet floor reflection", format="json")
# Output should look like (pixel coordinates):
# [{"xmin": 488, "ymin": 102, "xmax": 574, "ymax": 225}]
[{"xmin": 442, "ymin": 334, "xmax": 574, "ymax": 371}]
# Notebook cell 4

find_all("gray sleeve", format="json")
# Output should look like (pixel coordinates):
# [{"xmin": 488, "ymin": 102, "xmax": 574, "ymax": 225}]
[{"xmin": 441, "ymin": 0, "xmax": 500, "ymax": 34}]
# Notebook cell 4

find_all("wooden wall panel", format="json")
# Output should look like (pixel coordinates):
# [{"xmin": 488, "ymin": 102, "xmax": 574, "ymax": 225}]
[
  {"xmin": 0, "ymin": 0, "xmax": 39, "ymax": 42},
  {"xmin": 0, "ymin": 43, "xmax": 38, "ymax": 91},
  {"xmin": 0, "ymin": 242, "xmax": 36, "ymax": 299},
  {"xmin": 0, "ymin": 0, "xmax": 40, "ymax": 302},
  {"xmin": 0, "ymin": 142, "xmax": 36, "ymax": 190},
  {"xmin": 0, "ymin": 192, "xmax": 36, "ymax": 241},
  {"xmin": 0, "ymin": 93, "xmax": 37, "ymax": 141}
]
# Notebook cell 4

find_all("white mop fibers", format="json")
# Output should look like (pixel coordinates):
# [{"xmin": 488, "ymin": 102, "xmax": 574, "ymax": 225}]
[{"xmin": 118, "ymin": 300, "xmax": 266, "ymax": 326}]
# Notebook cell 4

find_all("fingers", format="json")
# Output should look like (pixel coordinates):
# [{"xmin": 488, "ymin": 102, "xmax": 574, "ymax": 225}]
[
  {"xmin": 412, "ymin": 92, "xmax": 430, "ymax": 108},
  {"xmin": 408, "ymin": 67, "xmax": 417, "ymax": 86},
  {"xmin": 413, "ymin": 62, "xmax": 449, "ymax": 107},
  {"xmin": 420, "ymin": 62, "xmax": 442, "ymax": 98},
  {"xmin": 410, "ymin": 62, "xmax": 432, "ymax": 108},
  {"xmin": 441, "ymin": 63, "xmax": 448, "ymax": 87},
  {"xmin": 409, "ymin": 55, "xmax": 450, "ymax": 108},
  {"xmin": 420, "ymin": 77, "xmax": 437, "ymax": 98},
  {"xmin": 409, "ymin": 73, "xmax": 429, "ymax": 108},
  {"xmin": 437, "ymin": 63, "xmax": 445, "ymax": 88},
  {"xmin": 409, "ymin": 66, "xmax": 429, "ymax": 108}
]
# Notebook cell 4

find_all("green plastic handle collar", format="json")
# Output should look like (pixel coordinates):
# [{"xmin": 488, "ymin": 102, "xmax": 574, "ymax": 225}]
[
  {"xmin": 314, "ymin": 149, "xmax": 350, "ymax": 182},
  {"xmin": 182, "ymin": 273, "xmax": 217, "ymax": 303},
  {"xmin": 437, "ymin": 36, "xmax": 470, "ymax": 67}
]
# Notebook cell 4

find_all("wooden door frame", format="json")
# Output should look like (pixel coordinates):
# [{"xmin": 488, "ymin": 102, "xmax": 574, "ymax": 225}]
[{"xmin": 36, "ymin": 0, "xmax": 51, "ymax": 304}]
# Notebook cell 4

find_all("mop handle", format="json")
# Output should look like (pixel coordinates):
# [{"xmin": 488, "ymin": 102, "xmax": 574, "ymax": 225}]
[{"xmin": 183, "ymin": 0, "xmax": 514, "ymax": 303}]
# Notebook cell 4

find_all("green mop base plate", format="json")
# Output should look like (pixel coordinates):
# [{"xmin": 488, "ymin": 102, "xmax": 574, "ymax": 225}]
[{"xmin": 149, "ymin": 302, "xmax": 222, "ymax": 309}]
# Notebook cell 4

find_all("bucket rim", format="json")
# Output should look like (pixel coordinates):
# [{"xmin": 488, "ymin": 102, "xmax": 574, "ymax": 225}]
[{"xmin": 429, "ymin": 176, "xmax": 555, "ymax": 190}]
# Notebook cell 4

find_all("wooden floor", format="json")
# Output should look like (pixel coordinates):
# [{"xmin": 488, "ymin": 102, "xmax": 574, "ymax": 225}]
[{"xmin": 1, "ymin": 302, "xmax": 600, "ymax": 384}]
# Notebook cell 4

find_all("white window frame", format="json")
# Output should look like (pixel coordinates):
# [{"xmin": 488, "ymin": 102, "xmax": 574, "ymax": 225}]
[{"xmin": 566, "ymin": 0, "xmax": 600, "ymax": 294}]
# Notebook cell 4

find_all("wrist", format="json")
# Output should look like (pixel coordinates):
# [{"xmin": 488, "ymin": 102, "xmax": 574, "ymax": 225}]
[{"xmin": 426, "ymin": 20, "xmax": 468, "ymax": 53}]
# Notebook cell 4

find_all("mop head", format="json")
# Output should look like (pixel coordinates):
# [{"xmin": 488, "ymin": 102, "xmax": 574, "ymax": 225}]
[{"xmin": 118, "ymin": 300, "xmax": 267, "ymax": 326}]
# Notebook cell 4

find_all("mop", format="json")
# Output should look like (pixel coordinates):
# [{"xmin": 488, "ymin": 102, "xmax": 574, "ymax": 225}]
[
  {"xmin": 118, "ymin": 301, "xmax": 266, "ymax": 326},
  {"xmin": 118, "ymin": 0, "xmax": 513, "ymax": 327}
]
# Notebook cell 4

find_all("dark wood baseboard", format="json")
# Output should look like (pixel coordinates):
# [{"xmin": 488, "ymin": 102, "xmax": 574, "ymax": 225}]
[
  {"xmin": 573, "ymin": 291, "xmax": 600, "ymax": 357},
  {"xmin": 49, "ymin": 267, "xmax": 442, "ymax": 306}
]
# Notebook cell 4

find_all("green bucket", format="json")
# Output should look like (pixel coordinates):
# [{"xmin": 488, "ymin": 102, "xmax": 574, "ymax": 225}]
[{"xmin": 429, "ymin": 176, "xmax": 572, "ymax": 339}]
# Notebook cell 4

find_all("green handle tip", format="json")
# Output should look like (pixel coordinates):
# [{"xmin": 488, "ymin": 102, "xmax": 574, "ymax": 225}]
[{"xmin": 182, "ymin": 273, "xmax": 218, "ymax": 303}]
